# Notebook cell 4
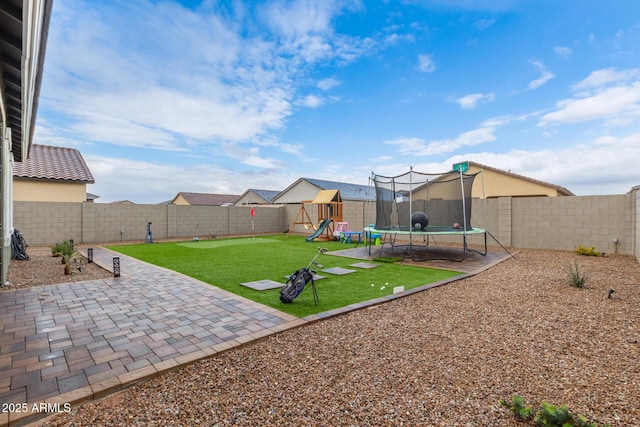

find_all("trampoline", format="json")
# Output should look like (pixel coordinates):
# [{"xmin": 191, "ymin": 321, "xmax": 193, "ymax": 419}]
[{"xmin": 367, "ymin": 163, "xmax": 488, "ymax": 262}]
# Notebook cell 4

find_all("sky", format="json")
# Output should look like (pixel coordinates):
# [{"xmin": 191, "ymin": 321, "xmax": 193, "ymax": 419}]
[{"xmin": 34, "ymin": 0, "xmax": 640, "ymax": 203}]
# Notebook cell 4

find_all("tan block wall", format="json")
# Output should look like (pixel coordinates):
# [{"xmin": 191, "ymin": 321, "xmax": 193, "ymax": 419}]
[
  {"xmin": 14, "ymin": 202, "xmax": 287, "ymax": 247},
  {"xmin": 14, "ymin": 202, "xmax": 83, "ymax": 245},
  {"xmin": 509, "ymin": 194, "xmax": 632, "ymax": 254},
  {"xmin": 92, "ymin": 203, "xmax": 169, "ymax": 243},
  {"xmin": 634, "ymin": 190, "xmax": 639, "ymax": 262},
  {"xmin": 11, "ymin": 195, "xmax": 639, "ymax": 259}
]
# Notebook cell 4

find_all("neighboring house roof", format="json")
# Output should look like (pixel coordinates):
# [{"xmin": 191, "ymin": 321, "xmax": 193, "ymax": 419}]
[
  {"xmin": 86, "ymin": 193, "xmax": 100, "ymax": 201},
  {"xmin": 110, "ymin": 200, "xmax": 134, "ymax": 204},
  {"xmin": 251, "ymin": 189, "xmax": 280, "ymax": 203},
  {"xmin": 276, "ymin": 178, "xmax": 374, "ymax": 202},
  {"xmin": 467, "ymin": 161, "xmax": 574, "ymax": 196},
  {"xmin": 171, "ymin": 192, "xmax": 240, "ymax": 206},
  {"xmin": 13, "ymin": 144, "xmax": 95, "ymax": 183},
  {"xmin": 235, "ymin": 189, "xmax": 281, "ymax": 205}
]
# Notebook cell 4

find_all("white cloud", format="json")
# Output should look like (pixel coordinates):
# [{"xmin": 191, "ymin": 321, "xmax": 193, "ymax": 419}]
[
  {"xmin": 385, "ymin": 125, "xmax": 497, "ymax": 156},
  {"xmin": 259, "ymin": 0, "xmax": 368, "ymax": 64},
  {"xmin": 84, "ymin": 155, "xmax": 298, "ymax": 203},
  {"xmin": 317, "ymin": 76, "xmax": 341, "ymax": 90},
  {"xmin": 540, "ymin": 78, "xmax": 640, "ymax": 126},
  {"xmin": 454, "ymin": 92, "xmax": 496, "ymax": 109},
  {"xmin": 384, "ymin": 137, "xmax": 429, "ymax": 154},
  {"xmin": 454, "ymin": 131, "xmax": 640, "ymax": 195},
  {"xmin": 383, "ymin": 32, "xmax": 415, "ymax": 45},
  {"xmin": 528, "ymin": 60, "xmax": 555, "ymax": 89},
  {"xmin": 298, "ymin": 94, "xmax": 325, "ymax": 108},
  {"xmin": 481, "ymin": 115, "xmax": 514, "ymax": 127},
  {"xmin": 417, "ymin": 54, "xmax": 436, "ymax": 73},
  {"xmin": 38, "ymin": 0, "xmax": 370, "ymax": 159},
  {"xmin": 554, "ymin": 46, "xmax": 572, "ymax": 56},
  {"xmin": 474, "ymin": 19, "xmax": 495, "ymax": 30},
  {"xmin": 261, "ymin": 0, "xmax": 339, "ymax": 38},
  {"xmin": 572, "ymin": 67, "xmax": 640, "ymax": 90}
]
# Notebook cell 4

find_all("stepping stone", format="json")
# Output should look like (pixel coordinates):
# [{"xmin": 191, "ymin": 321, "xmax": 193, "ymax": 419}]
[
  {"xmin": 321, "ymin": 267, "xmax": 357, "ymax": 275},
  {"xmin": 240, "ymin": 279, "xmax": 284, "ymax": 291},
  {"xmin": 350, "ymin": 262, "xmax": 379, "ymax": 269}
]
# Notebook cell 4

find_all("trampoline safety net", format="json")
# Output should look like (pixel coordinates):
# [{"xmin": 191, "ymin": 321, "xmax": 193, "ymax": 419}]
[{"xmin": 372, "ymin": 168, "xmax": 478, "ymax": 232}]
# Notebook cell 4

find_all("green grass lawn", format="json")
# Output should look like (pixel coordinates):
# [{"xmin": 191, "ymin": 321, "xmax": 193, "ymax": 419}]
[{"xmin": 107, "ymin": 234, "xmax": 463, "ymax": 317}]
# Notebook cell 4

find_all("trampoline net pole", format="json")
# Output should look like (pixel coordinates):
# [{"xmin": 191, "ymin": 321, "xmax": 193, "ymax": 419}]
[{"xmin": 459, "ymin": 167, "xmax": 467, "ymax": 231}]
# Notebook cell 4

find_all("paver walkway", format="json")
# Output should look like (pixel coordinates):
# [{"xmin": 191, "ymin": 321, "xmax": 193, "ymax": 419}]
[{"xmin": 0, "ymin": 248, "xmax": 301, "ymax": 426}]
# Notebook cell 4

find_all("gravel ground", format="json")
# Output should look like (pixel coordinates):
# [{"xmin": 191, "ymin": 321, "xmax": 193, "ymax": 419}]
[
  {"xmin": 10, "ymin": 248, "xmax": 640, "ymax": 426},
  {"xmin": 5, "ymin": 246, "xmax": 113, "ymax": 290}
]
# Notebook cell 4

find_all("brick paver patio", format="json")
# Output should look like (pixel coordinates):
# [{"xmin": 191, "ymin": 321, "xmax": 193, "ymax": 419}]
[{"xmin": 0, "ymin": 248, "xmax": 301, "ymax": 426}]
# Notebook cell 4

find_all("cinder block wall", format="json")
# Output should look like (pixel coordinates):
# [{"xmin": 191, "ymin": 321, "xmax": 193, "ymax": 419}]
[
  {"xmin": 14, "ymin": 203, "xmax": 287, "ymax": 247},
  {"xmin": 634, "ymin": 189, "xmax": 639, "ymax": 262},
  {"xmin": 12, "ymin": 194, "xmax": 639, "ymax": 257},
  {"xmin": 510, "ymin": 194, "xmax": 633, "ymax": 254},
  {"xmin": 14, "ymin": 202, "xmax": 83, "ymax": 245},
  {"xmin": 92, "ymin": 203, "xmax": 168, "ymax": 243}
]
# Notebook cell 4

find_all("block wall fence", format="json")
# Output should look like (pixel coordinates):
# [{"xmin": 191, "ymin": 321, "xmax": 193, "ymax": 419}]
[{"xmin": 13, "ymin": 191, "xmax": 639, "ymax": 261}]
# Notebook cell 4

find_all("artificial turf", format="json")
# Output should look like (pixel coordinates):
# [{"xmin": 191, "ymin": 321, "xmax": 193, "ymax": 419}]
[{"xmin": 107, "ymin": 234, "xmax": 463, "ymax": 317}]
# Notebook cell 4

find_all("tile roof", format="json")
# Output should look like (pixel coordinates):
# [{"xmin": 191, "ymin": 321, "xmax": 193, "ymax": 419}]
[
  {"xmin": 13, "ymin": 144, "xmax": 95, "ymax": 183},
  {"xmin": 172, "ymin": 192, "xmax": 241, "ymax": 206}
]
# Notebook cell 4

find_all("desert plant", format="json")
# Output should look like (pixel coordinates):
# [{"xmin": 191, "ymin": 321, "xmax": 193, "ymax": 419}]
[
  {"xmin": 574, "ymin": 245, "xmax": 601, "ymax": 257},
  {"xmin": 500, "ymin": 395, "xmax": 535, "ymax": 421},
  {"xmin": 534, "ymin": 401, "xmax": 573, "ymax": 426},
  {"xmin": 500, "ymin": 396, "xmax": 610, "ymax": 427},
  {"xmin": 51, "ymin": 240, "xmax": 74, "ymax": 257},
  {"xmin": 61, "ymin": 250, "xmax": 85, "ymax": 275},
  {"xmin": 565, "ymin": 260, "xmax": 587, "ymax": 288},
  {"xmin": 52, "ymin": 240, "xmax": 83, "ymax": 274}
]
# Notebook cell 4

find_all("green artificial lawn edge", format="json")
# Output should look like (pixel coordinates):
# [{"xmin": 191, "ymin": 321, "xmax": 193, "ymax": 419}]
[{"xmin": 107, "ymin": 234, "xmax": 462, "ymax": 318}]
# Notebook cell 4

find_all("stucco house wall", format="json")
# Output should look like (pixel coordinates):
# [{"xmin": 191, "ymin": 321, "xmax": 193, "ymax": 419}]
[
  {"xmin": 172, "ymin": 194, "xmax": 190, "ymax": 206},
  {"xmin": 471, "ymin": 167, "xmax": 563, "ymax": 198},
  {"xmin": 274, "ymin": 180, "xmax": 322, "ymax": 204},
  {"xmin": 234, "ymin": 192, "xmax": 267, "ymax": 205},
  {"xmin": 13, "ymin": 180, "xmax": 88, "ymax": 203},
  {"xmin": 465, "ymin": 162, "xmax": 573, "ymax": 198}
]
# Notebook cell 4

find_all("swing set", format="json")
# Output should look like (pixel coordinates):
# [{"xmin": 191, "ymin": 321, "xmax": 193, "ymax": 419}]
[{"xmin": 287, "ymin": 190, "xmax": 343, "ymax": 241}]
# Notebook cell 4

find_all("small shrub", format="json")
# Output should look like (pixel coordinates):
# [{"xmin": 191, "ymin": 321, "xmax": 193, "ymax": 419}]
[
  {"xmin": 500, "ymin": 395, "xmax": 534, "ymax": 421},
  {"xmin": 574, "ymin": 245, "xmax": 601, "ymax": 257},
  {"xmin": 534, "ymin": 401, "xmax": 573, "ymax": 426},
  {"xmin": 565, "ymin": 260, "xmax": 587, "ymax": 288},
  {"xmin": 574, "ymin": 414, "xmax": 604, "ymax": 427},
  {"xmin": 51, "ymin": 240, "xmax": 74, "ymax": 257},
  {"xmin": 499, "ymin": 396, "xmax": 610, "ymax": 427},
  {"xmin": 51, "ymin": 240, "xmax": 82, "ymax": 275}
]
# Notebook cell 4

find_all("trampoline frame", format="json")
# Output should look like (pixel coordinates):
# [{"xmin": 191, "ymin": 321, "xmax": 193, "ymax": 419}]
[{"xmin": 365, "ymin": 226, "xmax": 488, "ymax": 262}]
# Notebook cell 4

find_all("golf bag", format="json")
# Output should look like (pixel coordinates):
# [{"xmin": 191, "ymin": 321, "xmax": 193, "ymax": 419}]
[
  {"xmin": 279, "ymin": 247, "xmax": 326, "ymax": 305},
  {"xmin": 280, "ymin": 268, "xmax": 315, "ymax": 304}
]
